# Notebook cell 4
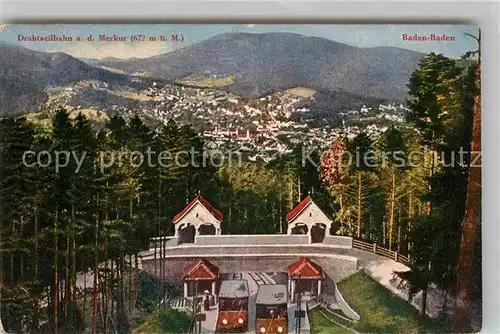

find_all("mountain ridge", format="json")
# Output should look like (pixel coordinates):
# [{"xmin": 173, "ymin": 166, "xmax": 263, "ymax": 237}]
[
  {"xmin": 0, "ymin": 42, "xmax": 139, "ymax": 116},
  {"xmin": 90, "ymin": 32, "xmax": 425, "ymax": 101}
]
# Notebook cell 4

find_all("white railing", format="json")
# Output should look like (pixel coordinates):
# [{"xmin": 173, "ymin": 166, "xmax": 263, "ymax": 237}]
[
  {"xmin": 149, "ymin": 236, "xmax": 179, "ymax": 249},
  {"xmin": 149, "ymin": 234, "xmax": 356, "ymax": 249},
  {"xmin": 323, "ymin": 235, "xmax": 353, "ymax": 248},
  {"xmin": 334, "ymin": 283, "xmax": 360, "ymax": 321},
  {"xmin": 194, "ymin": 234, "xmax": 309, "ymax": 246}
]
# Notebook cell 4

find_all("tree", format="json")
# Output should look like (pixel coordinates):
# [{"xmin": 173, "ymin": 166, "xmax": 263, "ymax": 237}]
[
  {"xmin": 376, "ymin": 126, "xmax": 408, "ymax": 250},
  {"xmin": 320, "ymin": 136, "xmax": 353, "ymax": 234},
  {"xmin": 407, "ymin": 52, "xmax": 462, "ymax": 214},
  {"xmin": 348, "ymin": 133, "xmax": 376, "ymax": 238},
  {"xmin": 452, "ymin": 30, "xmax": 481, "ymax": 332}
]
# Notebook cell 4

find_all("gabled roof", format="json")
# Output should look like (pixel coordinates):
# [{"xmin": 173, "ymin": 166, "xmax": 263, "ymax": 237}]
[
  {"xmin": 288, "ymin": 257, "xmax": 323, "ymax": 280},
  {"xmin": 286, "ymin": 195, "xmax": 331, "ymax": 223},
  {"xmin": 173, "ymin": 193, "xmax": 223, "ymax": 224},
  {"xmin": 182, "ymin": 259, "xmax": 219, "ymax": 281},
  {"xmin": 286, "ymin": 195, "xmax": 312, "ymax": 222}
]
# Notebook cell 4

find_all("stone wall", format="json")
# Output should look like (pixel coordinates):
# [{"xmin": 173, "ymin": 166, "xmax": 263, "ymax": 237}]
[
  {"xmin": 194, "ymin": 235, "xmax": 309, "ymax": 246},
  {"xmin": 142, "ymin": 254, "xmax": 358, "ymax": 285},
  {"xmin": 323, "ymin": 235, "xmax": 353, "ymax": 248},
  {"xmin": 335, "ymin": 282, "xmax": 361, "ymax": 321}
]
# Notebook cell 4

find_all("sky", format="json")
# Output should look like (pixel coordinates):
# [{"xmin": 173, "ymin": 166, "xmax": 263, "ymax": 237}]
[{"xmin": 0, "ymin": 24, "xmax": 479, "ymax": 59}]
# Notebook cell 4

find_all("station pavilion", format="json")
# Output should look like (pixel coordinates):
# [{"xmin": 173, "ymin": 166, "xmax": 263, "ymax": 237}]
[
  {"xmin": 287, "ymin": 257, "xmax": 324, "ymax": 302},
  {"xmin": 174, "ymin": 192, "xmax": 223, "ymax": 243},
  {"xmin": 286, "ymin": 195, "xmax": 333, "ymax": 243},
  {"xmin": 182, "ymin": 259, "xmax": 220, "ymax": 299},
  {"xmin": 173, "ymin": 192, "xmax": 333, "ymax": 244}
]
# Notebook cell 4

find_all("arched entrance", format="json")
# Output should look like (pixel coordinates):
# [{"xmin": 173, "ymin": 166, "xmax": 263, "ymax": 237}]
[
  {"xmin": 179, "ymin": 224, "xmax": 196, "ymax": 244},
  {"xmin": 198, "ymin": 224, "xmax": 216, "ymax": 235},
  {"xmin": 291, "ymin": 224, "xmax": 308, "ymax": 235},
  {"xmin": 311, "ymin": 223, "xmax": 326, "ymax": 243}
]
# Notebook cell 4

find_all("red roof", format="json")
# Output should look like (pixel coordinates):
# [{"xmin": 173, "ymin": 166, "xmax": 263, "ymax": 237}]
[
  {"xmin": 288, "ymin": 257, "xmax": 323, "ymax": 280},
  {"xmin": 182, "ymin": 259, "xmax": 219, "ymax": 281},
  {"xmin": 286, "ymin": 195, "xmax": 312, "ymax": 222},
  {"xmin": 173, "ymin": 193, "xmax": 223, "ymax": 224}
]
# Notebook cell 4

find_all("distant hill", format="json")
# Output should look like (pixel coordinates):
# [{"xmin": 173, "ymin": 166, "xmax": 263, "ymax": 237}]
[
  {"xmin": 92, "ymin": 32, "xmax": 425, "ymax": 101},
  {"xmin": 0, "ymin": 43, "xmax": 134, "ymax": 116}
]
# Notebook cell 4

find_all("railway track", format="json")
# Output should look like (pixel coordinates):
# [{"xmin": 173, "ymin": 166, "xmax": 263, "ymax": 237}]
[{"xmin": 248, "ymin": 272, "xmax": 269, "ymax": 286}]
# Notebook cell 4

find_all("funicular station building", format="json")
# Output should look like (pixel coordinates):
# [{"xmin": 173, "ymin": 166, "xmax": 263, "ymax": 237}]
[
  {"xmin": 140, "ymin": 193, "xmax": 368, "ymax": 329},
  {"xmin": 171, "ymin": 193, "xmax": 333, "ymax": 245}
]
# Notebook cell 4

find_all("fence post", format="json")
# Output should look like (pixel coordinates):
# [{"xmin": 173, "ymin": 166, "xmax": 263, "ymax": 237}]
[
  {"xmin": 394, "ymin": 251, "xmax": 398, "ymax": 262},
  {"xmin": 373, "ymin": 243, "xmax": 377, "ymax": 253}
]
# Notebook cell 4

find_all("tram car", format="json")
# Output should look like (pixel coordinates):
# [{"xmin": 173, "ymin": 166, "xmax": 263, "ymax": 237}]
[
  {"xmin": 216, "ymin": 280, "xmax": 250, "ymax": 332},
  {"xmin": 255, "ymin": 284, "xmax": 288, "ymax": 334}
]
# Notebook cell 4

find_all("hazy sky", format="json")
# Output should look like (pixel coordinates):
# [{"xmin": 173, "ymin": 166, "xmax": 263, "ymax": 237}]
[{"xmin": 1, "ymin": 24, "xmax": 478, "ymax": 59}]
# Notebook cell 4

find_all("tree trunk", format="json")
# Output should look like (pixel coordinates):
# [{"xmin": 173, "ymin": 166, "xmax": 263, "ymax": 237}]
[
  {"xmin": 35, "ymin": 207, "xmax": 39, "ymax": 280},
  {"xmin": 421, "ymin": 288, "xmax": 428, "ymax": 317},
  {"xmin": 129, "ymin": 254, "xmax": 133, "ymax": 312},
  {"xmin": 228, "ymin": 198, "xmax": 233, "ymax": 233},
  {"xmin": 103, "ymin": 235, "xmax": 109, "ymax": 334},
  {"xmin": 10, "ymin": 221, "xmax": 14, "ymax": 285},
  {"xmin": 111, "ymin": 260, "xmax": 115, "ymax": 322},
  {"xmin": 155, "ymin": 180, "xmax": 161, "ymax": 280},
  {"xmin": 442, "ymin": 291, "xmax": 448, "ymax": 317},
  {"xmin": 64, "ymin": 230, "xmax": 70, "ymax": 318},
  {"xmin": 357, "ymin": 173, "xmax": 362, "ymax": 238},
  {"xmin": 120, "ymin": 255, "xmax": 126, "ymax": 331},
  {"xmin": 426, "ymin": 131, "xmax": 436, "ymax": 215},
  {"xmin": 83, "ymin": 270, "xmax": 87, "ymax": 324},
  {"xmin": 20, "ymin": 217, "xmax": 24, "ymax": 281},
  {"xmin": 297, "ymin": 174, "xmax": 301, "ymax": 203},
  {"xmin": 71, "ymin": 202, "xmax": 77, "ymax": 327},
  {"xmin": 134, "ymin": 253, "xmax": 139, "ymax": 307},
  {"xmin": 100, "ymin": 264, "xmax": 107, "ymax": 333},
  {"xmin": 339, "ymin": 192, "xmax": 344, "ymax": 230},
  {"xmin": 54, "ymin": 210, "xmax": 59, "ymax": 334},
  {"xmin": 92, "ymin": 196, "xmax": 99, "ymax": 334},
  {"xmin": 408, "ymin": 190, "xmax": 413, "ymax": 255},
  {"xmin": 278, "ymin": 190, "xmax": 282, "ymax": 234},
  {"xmin": 389, "ymin": 170, "xmax": 396, "ymax": 250},
  {"xmin": 92, "ymin": 264, "xmax": 98, "ymax": 334},
  {"xmin": 397, "ymin": 220, "xmax": 401, "ymax": 252},
  {"xmin": 452, "ymin": 40, "xmax": 481, "ymax": 332}
]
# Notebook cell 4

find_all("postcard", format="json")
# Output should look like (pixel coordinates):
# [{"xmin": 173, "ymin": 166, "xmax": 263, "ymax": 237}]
[{"xmin": 0, "ymin": 24, "xmax": 481, "ymax": 334}]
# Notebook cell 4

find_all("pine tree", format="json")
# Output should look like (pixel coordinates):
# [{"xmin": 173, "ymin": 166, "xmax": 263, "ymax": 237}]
[{"xmin": 452, "ymin": 31, "xmax": 481, "ymax": 332}]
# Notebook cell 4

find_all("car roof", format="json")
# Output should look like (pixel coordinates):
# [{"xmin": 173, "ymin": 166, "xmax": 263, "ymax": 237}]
[
  {"xmin": 219, "ymin": 280, "xmax": 250, "ymax": 298},
  {"xmin": 256, "ymin": 284, "xmax": 288, "ymax": 304}
]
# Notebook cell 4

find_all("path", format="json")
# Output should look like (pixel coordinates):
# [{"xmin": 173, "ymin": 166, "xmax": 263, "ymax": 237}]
[{"xmin": 287, "ymin": 301, "xmax": 311, "ymax": 334}]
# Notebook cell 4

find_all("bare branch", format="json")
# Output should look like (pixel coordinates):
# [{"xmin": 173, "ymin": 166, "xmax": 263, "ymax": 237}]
[{"xmin": 463, "ymin": 32, "xmax": 480, "ymax": 44}]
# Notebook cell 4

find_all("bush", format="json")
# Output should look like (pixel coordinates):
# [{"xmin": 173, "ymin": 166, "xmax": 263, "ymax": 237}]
[
  {"xmin": 134, "ymin": 307, "xmax": 191, "ymax": 334},
  {"xmin": 157, "ymin": 307, "xmax": 191, "ymax": 333}
]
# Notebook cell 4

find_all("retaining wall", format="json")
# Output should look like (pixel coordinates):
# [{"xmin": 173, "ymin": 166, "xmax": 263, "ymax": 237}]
[
  {"xmin": 141, "ymin": 253, "xmax": 359, "ymax": 284},
  {"xmin": 194, "ymin": 234, "xmax": 309, "ymax": 246},
  {"xmin": 335, "ymin": 283, "xmax": 361, "ymax": 321}
]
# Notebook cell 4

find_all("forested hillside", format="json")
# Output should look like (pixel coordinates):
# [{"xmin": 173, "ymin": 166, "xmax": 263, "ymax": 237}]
[{"xmin": 0, "ymin": 50, "xmax": 481, "ymax": 334}]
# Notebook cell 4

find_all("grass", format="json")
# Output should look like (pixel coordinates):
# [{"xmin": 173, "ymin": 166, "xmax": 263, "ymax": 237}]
[
  {"xmin": 309, "ymin": 308, "xmax": 353, "ymax": 334},
  {"xmin": 197, "ymin": 76, "xmax": 234, "ymax": 87},
  {"xmin": 24, "ymin": 107, "xmax": 109, "ymax": 130},
  {"xmin": 133, "ymin": 307, "xmax": 192, "ymax": 334},
  {"xmin": 336, "ymin": 271, "xmax": 451, "ymax": 333},
  {"xmin": 286, "ymin": 87, "xmax": 316, "ymax": 97},
  {"xmin": 178, "ymin": 74, "xmax": 234, "ymax": 88},
  {"xmin": 132, "ymin": 70, "xmax": 154, "ymax": 77},
  {"xmin": 69, "ymin": 108, "xmax": 110, "ymax": 122},
  {"xmin": 98, "ymin": 66, "xmax": 126, "ymax": 74}
]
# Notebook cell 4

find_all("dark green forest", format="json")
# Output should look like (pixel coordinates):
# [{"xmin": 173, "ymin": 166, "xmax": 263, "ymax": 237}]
[{"xmin": 0, "ymin": 52, "xmax": 481, "ymax": 333}]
